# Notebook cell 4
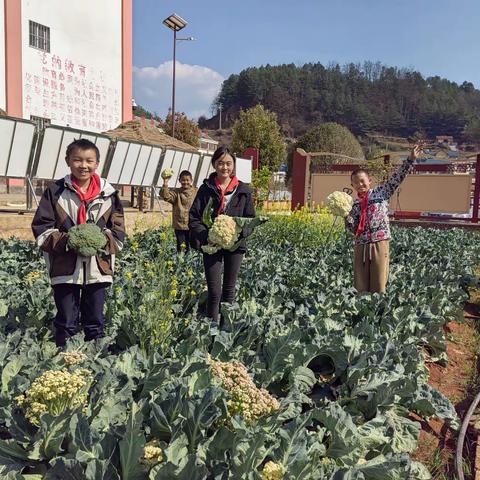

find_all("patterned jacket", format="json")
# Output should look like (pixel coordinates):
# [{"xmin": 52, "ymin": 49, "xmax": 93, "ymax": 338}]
[
  {"xmin": 31, "ymin": 175, "xmax": 125, "ymax": 285},
  {"xmin": 346, "ymin": 157, "xmax": 414, "ymax": 245}
]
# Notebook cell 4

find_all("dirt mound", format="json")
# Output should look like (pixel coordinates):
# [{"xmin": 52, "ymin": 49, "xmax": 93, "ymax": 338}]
[{"xmin": 103, "ymin": 119, "xmax": 198, "ymax": 153}]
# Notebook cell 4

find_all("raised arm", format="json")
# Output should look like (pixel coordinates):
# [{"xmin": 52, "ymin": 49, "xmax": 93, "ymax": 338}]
[
  {"xmin": 377, "ymin": 145, "xmax": 421, "ymax": 200},
  {"xmin": 159, "ymin": 179, "xmax": 178, "ymax": 205}
]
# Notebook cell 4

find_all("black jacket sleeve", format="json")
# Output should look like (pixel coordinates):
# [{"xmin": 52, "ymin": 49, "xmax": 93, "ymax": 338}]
[
  {"xmin": 31, "ymin": 187, "xmax": 69, "ymax": 254},
  {"xmin": 104, "ymin": 192, "xmax": 126, "ymax": 254},
  {"xmin": 241, "ymin": 190, "xmax": 256, "ymax": 239},
  {"xmin": 188, "ymin": 186, "xmax": 209, "ymax": 250}
]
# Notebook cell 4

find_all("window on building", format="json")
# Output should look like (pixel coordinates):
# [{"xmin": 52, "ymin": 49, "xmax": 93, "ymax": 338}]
[
  {"xmin": 29, "ymin": 21, "xmax": 50, "ymax": 52},
  {"xmin": 30, "ymin": 115, "xmax": 51, "ymax": 131}
]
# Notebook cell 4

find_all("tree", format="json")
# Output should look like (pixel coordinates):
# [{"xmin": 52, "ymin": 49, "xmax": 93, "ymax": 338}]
[
  {"xmin": 294, "ymin": 122, "xmax": 365, "ymax": 172},
  {"xmin": 210, "ymin": 61, "xmax": 480, "ymax": 139},
  {"xmin": 231, "ymin": 105, "xmax": 286, "ymax": 171},
  {"xmin": 134, "ymin": 104, "xmax": 161, "ymax": 121},
  {"xmin": 463, "ymin": 118, "xmax": 480, "ymax": 143},
  {"xmin": 251, "ymin": 166, "xmax": 273, "ymax": 207},
  {"xmin": 198, "ymin": 115, "xmax": 208, "ymax": 129},
  {"xmin": 160, "ymin": 112, "xmax": 200, "ymax": 148}
]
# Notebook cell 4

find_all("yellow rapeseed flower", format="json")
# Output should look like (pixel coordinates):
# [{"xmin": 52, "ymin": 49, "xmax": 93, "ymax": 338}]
[{"xmin": 25, "ymin": 270, "xmax": 43, "ymax": 284}]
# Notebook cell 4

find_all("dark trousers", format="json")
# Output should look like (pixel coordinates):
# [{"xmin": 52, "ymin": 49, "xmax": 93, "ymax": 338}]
[
  {"xmin": 175, "ymin": 229, "xmax": 190, "ymax": 253},
  {"xmin": 52, "ymin": 283, "xmax": 108, "ymax": 347},
  {"xmin": 203, "ymin": 251, "xmax": 243, "ymax": 322}
]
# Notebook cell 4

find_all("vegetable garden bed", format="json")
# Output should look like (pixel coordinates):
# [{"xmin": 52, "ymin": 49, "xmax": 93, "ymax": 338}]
[{"xmin": 0, "ymin": 217, "xmax": 479, "ymax": 479}]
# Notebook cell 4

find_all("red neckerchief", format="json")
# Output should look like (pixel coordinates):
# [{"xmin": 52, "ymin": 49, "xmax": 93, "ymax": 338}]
[
  {"xmin": 355, "ymin": 190, "xmax": 370, "ymax": 237},
  {"xmin": 214, "ymin": 175, "xmax": 239, "ymax": 214},
  {"xmin": 71, "ymin": 174, "xmax": 101, "ymax": 224}
]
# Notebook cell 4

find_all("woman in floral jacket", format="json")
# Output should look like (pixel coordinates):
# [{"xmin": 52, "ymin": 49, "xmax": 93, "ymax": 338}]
[{"xmin": 346, "ymin": 145, "xmax": 421, "ymax": 293}]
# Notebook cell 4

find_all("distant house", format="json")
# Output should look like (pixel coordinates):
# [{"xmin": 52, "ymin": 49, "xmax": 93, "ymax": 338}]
[
  {"xmin": 436, "ymin": 135, "xmax": 454, "ymax": 145},
  {"xmin": 416, "ymin": 157, "xmax": 451, "ymax": 165},
  {"xmin": 435, "ymin": 150, "xmax": 448, "ymax": 160},
  {"xmin": 199, "ymin": 132, "xmax": 219, "ymax": 156}
]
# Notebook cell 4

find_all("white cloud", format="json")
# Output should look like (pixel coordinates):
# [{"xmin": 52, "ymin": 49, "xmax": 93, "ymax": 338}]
[{"xmin": 133, "ymin": 61, "xmax": 224, "ymax": 119}]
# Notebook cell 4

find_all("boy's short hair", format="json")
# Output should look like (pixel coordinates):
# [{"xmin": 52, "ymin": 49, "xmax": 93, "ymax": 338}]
[
  {"xmin": 66, "ymin": 139, "xmax": 100, "ymax": 162},
  {"xmin": 351, "ymin": 167, "xmax": 370, "ymax": 180},
  {"xmin": 179, "ymin": 170, "xmax": 193, "ymax": 179}
]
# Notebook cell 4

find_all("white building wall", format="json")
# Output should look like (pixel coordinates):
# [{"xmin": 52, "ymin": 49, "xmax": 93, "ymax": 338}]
[
  {"xmin": 21, "ymin": 0, "xmax": 122, "ymax": 132},
  {"xmin": 0, "ymin": 1, "xmax": 6, "ymax": 111}
]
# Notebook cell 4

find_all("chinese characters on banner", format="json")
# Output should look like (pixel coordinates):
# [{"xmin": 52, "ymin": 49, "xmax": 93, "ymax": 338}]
[{"xmin": 24, "ymin": 51, "xmax": 121, "ymax": 132}]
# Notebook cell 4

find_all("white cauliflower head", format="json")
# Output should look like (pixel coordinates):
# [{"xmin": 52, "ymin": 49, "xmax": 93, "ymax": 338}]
[
  {"xmin": 326, "ymin": 191, "xmax": 353, "ymax": 217},
  {"xmin": 161, "ymin": 168, "xmax": 175, "ymax": 179},
  {"xmin": 207, "ymin": 215, "xmax": 242, "ymax": 250},
  {"xmin": 261, "ymin": 461, "xmax": 285, "ymax": 480}
]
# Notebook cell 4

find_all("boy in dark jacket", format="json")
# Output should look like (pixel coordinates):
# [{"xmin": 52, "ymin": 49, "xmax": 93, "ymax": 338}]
[{"xmin": 31, "ymin": 139, "xmax": 125, "ymax": 346}]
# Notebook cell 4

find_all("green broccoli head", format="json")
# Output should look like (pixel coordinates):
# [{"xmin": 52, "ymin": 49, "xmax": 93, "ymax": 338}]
[{"xmin": 67, "ymin": 223, "xmax": 107, "ymax": 257}]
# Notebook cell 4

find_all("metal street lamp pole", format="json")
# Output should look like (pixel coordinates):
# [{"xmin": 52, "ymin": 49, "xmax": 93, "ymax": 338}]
[
  {"xmin": 163, "ymin": 13, "xmax": 194, "ymax": 139},
  {"xmin": 172, "ymin": 28, "xmax": 177, "ymax": 138}
]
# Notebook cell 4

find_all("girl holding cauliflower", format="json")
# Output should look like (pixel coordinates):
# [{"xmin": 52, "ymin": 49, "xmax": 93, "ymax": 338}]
[
  {"xmin": 189, "ymin": 146, "xmax": 255, "ymax": 324},
  {"xmin": 345, "ymin": 144, "xmax": 421, "ymax": 293},
  {"xmin": 31, "ymin": 139, "xmax": 125, "ymax": 347}
]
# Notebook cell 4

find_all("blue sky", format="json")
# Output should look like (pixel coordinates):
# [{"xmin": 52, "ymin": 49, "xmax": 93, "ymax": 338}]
[{"xmin": 133, "ymin": 0, "xmax": 480, "ymax": 119}]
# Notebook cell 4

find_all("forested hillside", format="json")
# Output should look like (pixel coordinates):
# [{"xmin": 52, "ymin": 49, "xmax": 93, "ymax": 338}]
[{"xmin": 202, "ymin": 62, "xmax": 480, "ymax": 140}]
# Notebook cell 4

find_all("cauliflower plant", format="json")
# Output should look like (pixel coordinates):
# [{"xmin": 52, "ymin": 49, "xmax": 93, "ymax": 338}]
[
  {"xmin": 161, "ymin": 168, "xmax": 175, "ymax": 179},
  {"xmin": 15, "ymin": 368, "xmax": 91, "ymax": 425},
  {"xmin": 67, "ymin": 223, "xmax": 107, "ymax": 257},
  {"xmin": 326, "ymin": 191, "xmax": 353, "ymax": 217},
  {"xmin": 210, "ymin": 358, "xmax": 280, "ymax": 424},
  {"xmin": 261, "ymin": 461, "xmax": 285, "ymax": 480},
  {"xmin": 140, "ymin": 439, "xmax": 164, "ymax": 468},
  {"xmin": 60, "ymin": 350, "xmax": 87, "ymax": 366}
]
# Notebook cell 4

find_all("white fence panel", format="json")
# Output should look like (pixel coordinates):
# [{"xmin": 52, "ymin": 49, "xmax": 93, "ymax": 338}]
[
  {"xmin": 118, "ymin": 143, "xmax": 141, "ymax": 185},
  {"xmin": 34, "ymin": 126, "xmax": 110, "ymax": 180},
  {"xmin": 0, "ymin": 117, "xmax": 36, "ymax": 178}
]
